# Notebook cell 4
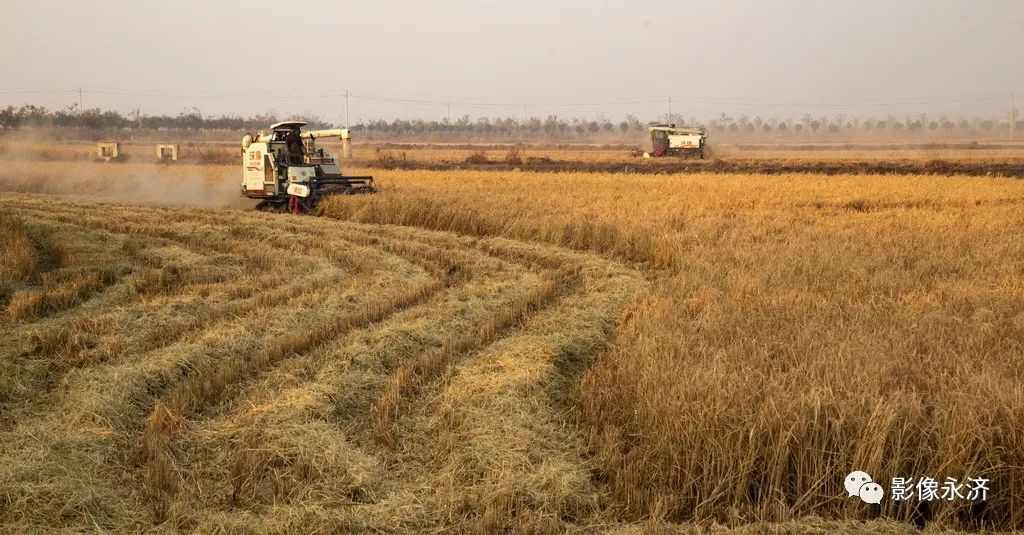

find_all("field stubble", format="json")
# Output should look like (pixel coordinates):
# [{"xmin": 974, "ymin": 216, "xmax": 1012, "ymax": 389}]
[{"xmin": 0, "ymin": 191, "xmax": 646, "ymax": 532}]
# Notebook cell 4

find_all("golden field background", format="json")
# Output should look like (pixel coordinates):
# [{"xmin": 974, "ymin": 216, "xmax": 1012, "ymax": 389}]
[{"xmin": 0, "ymin": 152, "xmax": 1022, "ymax": 532}]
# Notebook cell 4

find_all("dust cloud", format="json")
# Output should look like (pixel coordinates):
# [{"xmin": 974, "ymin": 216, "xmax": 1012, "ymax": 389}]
[{"xmin": 0, "ymin": 161, "xmax": 254, "ymax": 209}]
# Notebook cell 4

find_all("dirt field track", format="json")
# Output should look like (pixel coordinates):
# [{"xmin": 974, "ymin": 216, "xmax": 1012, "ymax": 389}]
[{"xmin": 0, "ymin": 194, "xmax": 646, "ymax": 532}]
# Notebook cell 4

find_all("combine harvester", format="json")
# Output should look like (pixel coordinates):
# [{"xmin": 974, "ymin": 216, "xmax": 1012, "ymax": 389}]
[
  {"xmin": 644, "ymin": 124, "xmax": 708, "ymax": 159},
  {"xmin": 241, "ymin": 121, "xmax": 374, "ymax": 213}
]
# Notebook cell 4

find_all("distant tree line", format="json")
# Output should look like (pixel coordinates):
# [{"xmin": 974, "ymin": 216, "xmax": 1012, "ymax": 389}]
[
  {"xmin": 354, "ymin": 112, "xmax": 1024, "ymax": 139},
  {"xmin": 1, "ymin": 104, "xmax": 1020, "ymax": 141},
  {"xmin": 700, "ymin": 112, "xmax": 1024, "ymax": 138},
  {"xmin": 0, "ymin": 105, "xmax": 332, "ymax": 132}
]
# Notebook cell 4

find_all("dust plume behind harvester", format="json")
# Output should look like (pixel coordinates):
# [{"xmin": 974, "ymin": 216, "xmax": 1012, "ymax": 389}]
[{"xmin": 241, "ymin": 121, "xmax": 374, "ymax": 213}]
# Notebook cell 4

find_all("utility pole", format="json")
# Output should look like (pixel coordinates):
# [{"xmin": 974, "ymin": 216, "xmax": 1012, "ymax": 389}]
[
  {"xmin": 1011, "ymin": 91, "xmax": 1016, "ymax": 141},
  {"xmin": 344, "ymin": 90, "xmax": 351, "ymax": 128},
  {"xmin": 523, "ymin": 104, "xmax": 528, "ymax": 122},
  {"xmin": 667, "ymin": 96, "xmax": 672, "ymax": 124},
  {"xmin": 446, "ymin": 99, "xmax": 451, "ymax": 123},
  {"xmin": 78, "ymin": 87, "xmax": 83, "ymax": 113}
]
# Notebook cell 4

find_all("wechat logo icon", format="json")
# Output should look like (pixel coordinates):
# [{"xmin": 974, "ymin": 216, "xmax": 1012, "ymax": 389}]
[{"xmin": 846, "ymin": 470, "xmax": 884, "ymax": 504}]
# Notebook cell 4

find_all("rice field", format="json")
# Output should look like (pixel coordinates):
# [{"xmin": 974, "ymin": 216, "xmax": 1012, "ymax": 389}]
[{"xmin": 0, "ymin": 156, "xmax": 1022, "ymax": 532}]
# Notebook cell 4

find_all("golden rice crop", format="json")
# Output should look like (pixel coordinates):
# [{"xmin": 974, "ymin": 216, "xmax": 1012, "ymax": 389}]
[{"xmin": 322, "ymin": 168, "xmax": 1024, "ymax": 531}]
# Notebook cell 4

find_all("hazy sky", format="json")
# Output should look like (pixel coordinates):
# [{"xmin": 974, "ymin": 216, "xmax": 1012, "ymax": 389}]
[{"xmin": 2, "ymin": 0, "xmax": 1022, "ymax": 123}]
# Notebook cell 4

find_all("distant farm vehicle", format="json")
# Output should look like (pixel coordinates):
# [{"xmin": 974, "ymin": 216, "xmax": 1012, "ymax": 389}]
[
  {"xmin": 241, "ymin": 122, "xmax": 374, "ymax": 214},
  {"xmin": 95, "ymin": 142, "xmax": 126, "ymax": 162},
  {"xmin": 644, "ymin": 125, "xmax": 707, "ymax": 159},
  {"xmin": 156, "ymin": 144, "xmax": 179, "ymax": 162}
]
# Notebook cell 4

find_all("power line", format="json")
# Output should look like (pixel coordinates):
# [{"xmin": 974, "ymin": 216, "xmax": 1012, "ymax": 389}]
[
  {"xmin": 349, "ymin": 93, "xmax": 664, "ymax": 109},
  {"xmin": 0, "ymin": 89, "xmax": 79, "ymax": 94},
  {"xmin": 675, "ymin": 95, "xmax": 1009, "ymax": 107}
]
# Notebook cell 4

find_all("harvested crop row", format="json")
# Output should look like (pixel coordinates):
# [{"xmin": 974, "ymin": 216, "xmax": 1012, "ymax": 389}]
[
  {"xmin": 176, "ymin": 229, "xmax": 647, "ymax": 533},
  {"xmin": 0, "ymin": 214, "xmax": 42, "ymax": 305},
  {"xmin": 0, "ymin": 203, "xmax": 414, "ymax": 424},
  {"xmin": 379, "ymin": 257, "xmax": 648, "ymax": 533},
  {"xmin": 3, "ymin": 221, "xmax": 125, "ymax": 323},
  {"xmin": 0, "ymin": 196, "xmax": 438, "ymax": 530},
  {"xmin": 170, "ymin": 258, "xmax": 545, "ymax": 529},
  {"xmin": 141, "ymin": 276, "xmax": 447, "ymax": 522},
  {"xmin": 0, "ymin": 194, "xmax": 645, "ymax": 534}
]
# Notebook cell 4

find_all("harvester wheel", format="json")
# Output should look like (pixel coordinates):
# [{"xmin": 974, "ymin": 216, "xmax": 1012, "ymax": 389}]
[{"xmin": 256, "ymin": 200, "xmax": 286, "ymax": 212}]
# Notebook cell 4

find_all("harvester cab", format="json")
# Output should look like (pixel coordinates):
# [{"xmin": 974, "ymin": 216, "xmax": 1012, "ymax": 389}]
[
  {"xmin": 241, "ymin": 121, "xmax": 374, "ymax": 213},
  {"xmin": 647, "ymin": 124, "xmax": 707, "ymax": 159}
]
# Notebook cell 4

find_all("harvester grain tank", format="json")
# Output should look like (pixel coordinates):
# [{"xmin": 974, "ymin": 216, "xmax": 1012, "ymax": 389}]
[
  {"xmin": 646, "ymin": 124, "xmax": 707, "ymax": 159},
  {"xmin": 241, "ymin": 121, "xmax": 374, "ymax": 213}
]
